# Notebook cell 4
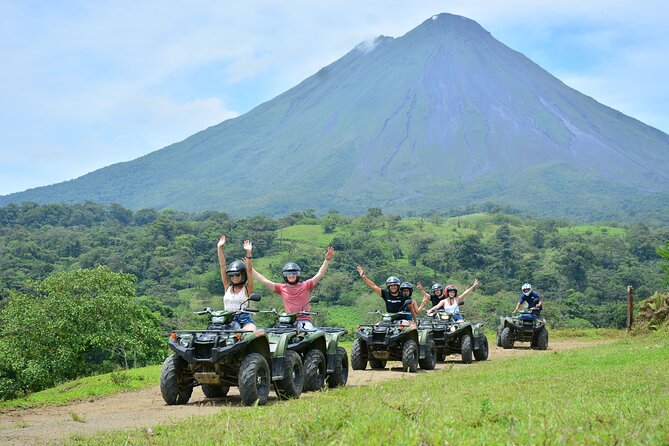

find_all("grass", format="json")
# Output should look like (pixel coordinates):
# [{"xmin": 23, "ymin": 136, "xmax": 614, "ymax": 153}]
[
  {"xmin": 65, "ymin": 332, "xmax": 669, "ymax": 445},
  {"xmin": 0, "ymin": 365, "xmax": 161, "ymax": 410}
]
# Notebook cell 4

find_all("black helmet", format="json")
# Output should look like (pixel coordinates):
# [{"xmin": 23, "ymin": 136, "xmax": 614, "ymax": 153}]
[
  {"xmin": 400, "ymin": 282, "xmax": 414, "ymax": 296},
  {"xmin": 385, "ymin": 276, "xmax": 401, "ymax": 288},
  {"xmin": 282, "ymin": 262, "xmax": 301, "ymax": 282},
  {"xmin": 226, "ymin": 260, "xmax": 247, "ymax": 283},
  {"xmin": 431, "ymin": 283, "xmax": 443, "ymax": 293}
]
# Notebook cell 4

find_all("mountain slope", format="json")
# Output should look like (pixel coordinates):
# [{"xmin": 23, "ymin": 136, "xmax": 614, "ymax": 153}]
[{"xmin": 2, "ymin": 13, "xmax": 668, "ymax": 221}]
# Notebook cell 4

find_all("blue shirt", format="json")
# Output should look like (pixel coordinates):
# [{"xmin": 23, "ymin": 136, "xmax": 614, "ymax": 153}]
[{"xmin": 519, "ymin": 290, "xmax": 542, "ymax": 309}]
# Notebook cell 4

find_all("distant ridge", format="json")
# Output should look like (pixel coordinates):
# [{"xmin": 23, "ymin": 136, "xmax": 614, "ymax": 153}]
[{"xmin": 2, "ymin": 13, "xmax": 668, "ymax": 222}]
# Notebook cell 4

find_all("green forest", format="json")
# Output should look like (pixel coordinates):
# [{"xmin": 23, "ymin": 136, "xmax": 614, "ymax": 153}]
[{"xmin": 1, "ymin": 201, "xmax": 668, "ymax": 400}]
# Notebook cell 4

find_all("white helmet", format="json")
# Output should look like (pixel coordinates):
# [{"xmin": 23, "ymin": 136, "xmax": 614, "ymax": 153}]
[{"xmin": 522, "ymin": 283, "xmax": 532, "ymax": 296}]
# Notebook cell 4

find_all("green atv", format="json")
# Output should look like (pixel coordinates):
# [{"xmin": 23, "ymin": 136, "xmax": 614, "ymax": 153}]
[
  {"xmin": 264, "ymin": 296, "xmax": 346, "ymax": 391},
  {"xmin": 418, "ymin": 311, "xmax": 489, "ymax": 364},
  {"xmin": 496, "ymin": 309, "xmax": 548, "ymax": 350},
  {"xmin": 351, "ymin": 303, "xmax": 431, "ymax": 373},
  {"xmin": 160, "ymin": 293, "xmax": 275, "ymax": 406}
]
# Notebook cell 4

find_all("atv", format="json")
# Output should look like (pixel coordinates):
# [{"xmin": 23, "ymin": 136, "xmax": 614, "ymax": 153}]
[
  {"xmin": 160, "ymin": 293, "xmax": 275, "ymax": 406},
  {"xmin": 264, "ymin": 296, "xmax": 345, "ymax": 392},
  {"xmin": 496, "ymin": 308, "xmax": 548, "ymax": 350},
  {"xmin": 351, "ymin": 302, "xmax": 426, "ymax": 373},
  {"xmin": 418, "ymin": 311, "xmax": 489, "ymax": 364}
]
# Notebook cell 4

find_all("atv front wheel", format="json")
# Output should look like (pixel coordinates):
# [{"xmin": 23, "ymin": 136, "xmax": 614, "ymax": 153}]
[
  {"xmin": 351, "ymin": 339, "xmax": 368, "ymax": 370},
  {"xmin": 460, "ymin": 333, "xmax": 473, "ymax": 364},
  {"xmin": 401, "ymin": 340, "xmax": 418, "ymax": 373},
  {"xmin": 533, "ymin": 327, "xmax": 549, "ymax": 350},
  {"xmin": 303, "ymin": 349, "xmax": 326, "ymax": 391},
  {"xmin": 500, "ymin": 327, "xmax": 514, "ymax": 349},
  {"xmin": 274, "ymin": 350, "xmax": 303, "ymax": 399},
  {"xmin": 419, "ymin": 339, "xmax": 437, "ymax": 370},
  {"xmin": 160, "ymin": 355, "xmax": 193, "ymax": 405},
  {"xmin": 238, "ymin": 353, "xmax": 270, "ymax": 406},
  {"xmin": 201, "ymin": 384, "xmax": 229, "ymax": 398},
  {"xmin": 473, "ymin": 336, "xmax": 489, "ymax": 361},
  {"xmin": 326, "ymin": 347, "xmax": 349, "ymax": 388}
]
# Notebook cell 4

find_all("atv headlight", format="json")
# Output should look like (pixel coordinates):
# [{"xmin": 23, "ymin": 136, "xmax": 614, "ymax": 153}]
[
  {"xmin": 225, "ymin": 336, "xmax": 236, "ymax": 346},
  {"xmin": 279, "ymin": 315, "xmax": 292, "ymax": 324},
  {"xmin": 178, "ymin": 334, "xmax": 192, "ymax": 347},
  {"xmin": 450, "ymin": 325, "xmax": 457, "ymax": 332}
]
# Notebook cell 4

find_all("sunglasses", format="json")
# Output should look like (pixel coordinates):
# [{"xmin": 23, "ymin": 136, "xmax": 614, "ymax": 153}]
[{"xmin": 230, "ymin": 273, "xmax": 242, "ymax": 278}]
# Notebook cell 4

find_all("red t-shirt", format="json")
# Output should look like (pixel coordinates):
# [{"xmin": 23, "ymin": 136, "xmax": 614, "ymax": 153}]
[{"xmin": 274, "ymin": 278, "xmax": 316, "ymax": 320}]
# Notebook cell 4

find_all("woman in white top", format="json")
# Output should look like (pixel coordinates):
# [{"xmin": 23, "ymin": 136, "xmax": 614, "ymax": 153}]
[
  {"xmin": 427, "ymin": 279, "xmax": 479, "ymax": 322},
  {"xmin": 217, "ymin": 235, "xmax": 256, "ymax": 331}
]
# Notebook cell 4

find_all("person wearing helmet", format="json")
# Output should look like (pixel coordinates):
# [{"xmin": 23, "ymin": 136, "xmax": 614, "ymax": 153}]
[
  {"xmin": 357, "ymin": 267, "xmax": 423, "ymax": 325},
  {"xmin": 254, "ymin": 246, "xmax": 335, "ymax": 330},
  {"xmin": 416, "ymin": 282, "xmax": 446, "ymax": 308},
  {"xmin": 426, "ymin": 278, "xmax": 479, "ymax": 321},
  {"xmin": 514, "ymin": 283, "xmax": 542, "ymax": 315},
  {"xmin": 217, "ymin": 235, "xmax": 256, "ymax": 330}
]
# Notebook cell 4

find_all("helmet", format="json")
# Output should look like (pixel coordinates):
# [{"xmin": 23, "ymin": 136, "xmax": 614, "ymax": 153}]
[
  {"xmin": 399, "ymin": 282, "xmax": 414, "ymax": 296},
  {"xmin": 385, "ymin": 276, "xmax": 401, "ymax": 288},
  {"xmin": 282, "ymin": 262, "xmax": 301, "ymax": 283},
  {"xmin": 522, "ymin": 283, "xmax": 532, "ymax": 295},
  {"xmin": 226, "ymin": 260, "xmax": 248, "ymax": 283},
  {"xmin": 445, "ymin": 284, "xmax": 458, "ymax": 296},
  {"xmin": 431, "ymin": 283, "xmax": 443, "ymax": 293}
]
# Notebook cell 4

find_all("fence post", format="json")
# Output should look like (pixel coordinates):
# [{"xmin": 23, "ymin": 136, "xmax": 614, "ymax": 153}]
[{"xmin": 627, "ymin": 286, "xmax": 634, "ymax": 330}]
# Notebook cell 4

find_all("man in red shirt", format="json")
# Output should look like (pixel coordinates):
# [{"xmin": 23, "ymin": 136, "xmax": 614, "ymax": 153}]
[{"xmin": 253, "ymin": 246, "xmax": 335, "ymax": 330}]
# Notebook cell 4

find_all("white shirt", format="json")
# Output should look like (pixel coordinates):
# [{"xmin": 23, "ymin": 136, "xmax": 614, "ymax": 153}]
[{"xmin": 223, "ymin": 285, "xmax": 248, "ymax": 311}]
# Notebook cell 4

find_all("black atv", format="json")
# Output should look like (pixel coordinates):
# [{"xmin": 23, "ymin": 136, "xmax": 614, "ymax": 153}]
[
  {"xmin": 496, "ymin": 308, "xmax": 548, "ymax": 350},
  {"xmin": 264, "ymin": 296, "xmax": 347, "ymax": 391},
  {"xmin": 351, "ymin": 303, "xmax": 421, "ymax": 373},
  {"xmin": 418, "ymin": 311, "xmax": 489, "ymax": 364},
  {"xmin": 161, "ymin": 293, "xmax": 274, "ymax": 406}
]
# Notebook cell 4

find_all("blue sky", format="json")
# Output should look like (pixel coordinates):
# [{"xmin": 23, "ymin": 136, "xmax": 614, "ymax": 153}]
[{"xmin": 1, "ymin": 1, "xmax": 667, "ymax": 196}]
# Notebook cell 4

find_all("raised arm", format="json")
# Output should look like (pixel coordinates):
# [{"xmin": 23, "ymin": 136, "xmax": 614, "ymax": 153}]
[
  {"xmin": 457, "ymin": 278, "xmax": 479, "ymax": 303},
  {"xmin": 252, "ymin": 268, "xmax": 277, "ymax": 290},
  {"xmin": 216, "ymin": 235, "xmax": 230, "ymax": 290},
  {"xmin": 243, "ymin": 239, "xmax": 254, "ymax": 294},
  {"xmin": 357, "ymin": 266, "xmax": 382, "ymax": 296},
  {"xmin": 415, "ymin": 282, "xmax": 431, "ymax": 312},
  {"xmin": 312, "ymin": 246, "xmax": 335, "ymax": 285}
]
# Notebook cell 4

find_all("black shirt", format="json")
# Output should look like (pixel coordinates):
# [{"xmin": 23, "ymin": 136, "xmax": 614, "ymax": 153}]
[
  {"xmin": 430, "ymin": 294, "xmax": 446, "ymax": 308},
  {"xmin": 381, "ymin": 289, "xmax": 406, "ymax": 313}
]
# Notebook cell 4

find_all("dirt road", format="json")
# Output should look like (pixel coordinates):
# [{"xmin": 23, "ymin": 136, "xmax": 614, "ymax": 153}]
[{"xmin": 0, "ymin": 339, "xmax": 608, "ymax": 445}]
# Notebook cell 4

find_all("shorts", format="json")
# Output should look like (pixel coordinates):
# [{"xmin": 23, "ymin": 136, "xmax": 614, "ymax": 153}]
[{"xmin": 233, "ymin": 312, "xmax": 255, "ymax": 328}]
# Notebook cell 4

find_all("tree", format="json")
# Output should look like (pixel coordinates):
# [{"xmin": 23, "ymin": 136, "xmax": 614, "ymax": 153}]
[{"xmin": 0, "ymin": 267, "xmax": 164, "ymax": 399}]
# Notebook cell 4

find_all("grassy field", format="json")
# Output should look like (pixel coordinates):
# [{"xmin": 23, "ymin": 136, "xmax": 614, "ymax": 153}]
[
  {"xmin": 64, "ymin": 332, "xmax": 668, "ymax": 445},
  {"xmin": 0, "ymin": 366, "xmax": 160, "ymax": 410}
]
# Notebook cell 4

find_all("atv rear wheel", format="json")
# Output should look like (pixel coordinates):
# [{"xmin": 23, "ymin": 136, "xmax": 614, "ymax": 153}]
[
  {"xmin": 274, "ymin": 350, "xmax": 303, "ymax": 399},
  {"xmin": 369, "ymin": 358, "xmax": 387, "ymax": 369},
  {"xmin": 326, "ymin": 347, "xmax": 349, "ymax": 388},
  {"xmin": 473, "ymin": 336, "xmax": 489, "ymax": 361},
  {"xmin": 401, "ymin": 340, "xmax": 418, "ymax": 373},
  {"xmin": 160, "ymin": 355, "xmax": 193, "ymax": 405},
  {"xmin": 351, "ymin": 339, "xmax": 368, "ymax": 370},
  {"xmin": 533, "ymin": 327, "xmax": 549, "ymax": 350},
  {"xmin": 500, "ymin": 326, "xmax": 514, "ymax": 349},
  {"xmin": 419, "ymin": 339, "xmax": 437, "ymax": 370},
  {"xmin": 496, "ymin": 329, "xmax": 502, "ymax": 347},
  {"xmin": 436, "ymin": 351, "xmax": 446, "ymax": 362},
  {"xmin": 201, "ymin": 384, "xmax": 229, "ymax": 398},
  {"xmin": 303, "ymin": 349, "xmax": 326, "ymax": 391},
  {"xmin": 238, "ymin": 353, "xmax": 270, "ymax": 406},
  {"xmin": 460, "ymin": 333, "xmax": 473, "ymax": 364}
]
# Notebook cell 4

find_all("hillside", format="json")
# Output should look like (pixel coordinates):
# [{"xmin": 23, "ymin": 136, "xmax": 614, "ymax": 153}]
[{"xmin": 1, "ymin": 13, "xmax": 669, "ymax": 222}]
